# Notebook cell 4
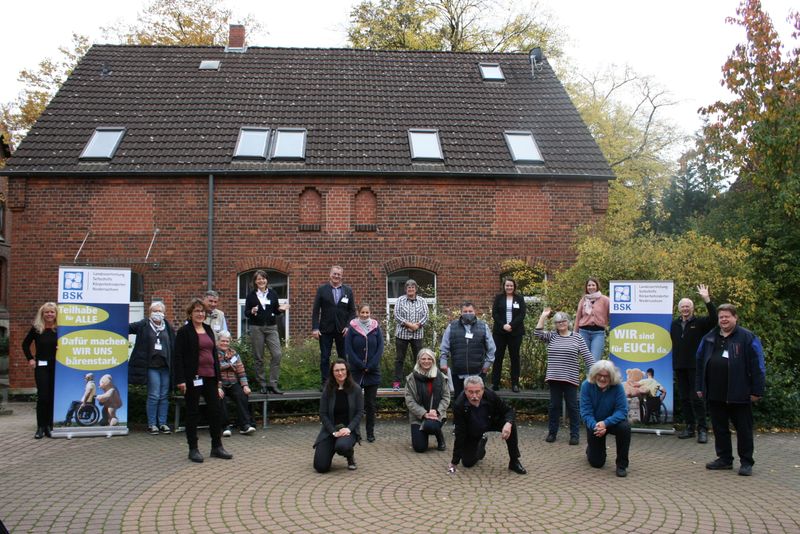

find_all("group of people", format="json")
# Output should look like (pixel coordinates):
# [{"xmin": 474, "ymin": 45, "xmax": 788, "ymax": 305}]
[{"xmin": 23, "ymin": 270, "xmax": 766, "ymax": 477}]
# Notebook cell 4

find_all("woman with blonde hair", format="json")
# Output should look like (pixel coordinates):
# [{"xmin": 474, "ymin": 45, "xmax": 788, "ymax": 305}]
[
  {"xmin": 22, "ymin": 302, "xmax": 58, "ymax": 439},
  {"xmin": 404, "ymin": 348, "xmax": 450, "ymax": 452}
]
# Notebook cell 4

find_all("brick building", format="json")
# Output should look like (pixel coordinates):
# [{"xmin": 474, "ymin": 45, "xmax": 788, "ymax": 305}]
[{"xmin": 3, "ymin": 28, "xmax": 613, "ymax": 391}]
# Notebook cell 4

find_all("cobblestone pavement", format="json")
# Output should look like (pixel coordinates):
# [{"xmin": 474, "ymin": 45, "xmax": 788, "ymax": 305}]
[{"xmin": 1, "ymin": 402, "xmax": 798, "ymax": 533}]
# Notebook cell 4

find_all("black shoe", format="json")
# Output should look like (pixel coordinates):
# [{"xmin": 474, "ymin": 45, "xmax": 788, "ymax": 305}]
[
  {"xmin": 706, "ymin": 458, "xmax": 733, "ymax": 470},
  {"xmin": 43, "ymin": 427, "xmax": 52, "ymax": 438},
  {"xmin": 569, "ymin": 435, "xmax": 579, "ymax": 446},
  {"xmin": 509, "ymin": 460, "xmax": 527, "ymax": 475},
  {"xmin": 697, "ymin": 429, "xmax": 708, "ymax": 444},
  {"xmin": 545, "ymin": 433, "xmax": 556, "ymax": 443},
  {"xmin": 319, "ymin": 384, "xmax": 324, "ymax": 392},
  {"xmin": 478, "ymin": 435, "xmax": 488, "ymax": 460},
  {"xmin": 437, "ymin": 440, "xmax": 447, "ymax": 451},
  {"xmin": 738, "ymin": 463, "xmax": 753, "ymax": 476},
  {"xmin": 347, "ymin": 455, "xmax": 357, "ymax": 470},
  {"xmin": 34, "ymin": 428, "xmax": 44, "ymax": 439},
  {"xmin": 616, "ymin": 466, "xmax": 628, "ymax": 477},
  {"xmin": 677, "ymin": 428, "xmax": 695, "ymax": 439},
  {"xmin": 367, "ymin": 435, "xmax": 375, "ymax": 443},
  {"xmin": 259, "ymin": 386, "xmax": 268, "ymax": 394},
  {"xmin": 491, "ymin": 384, "xmax": 500, "ymax": 391},
  {"xmin": 267, "ymin": 385, "xmax": 284, "ymax": 395},
  {"xmin": 210, "ymin": 447, "xmax": 233, "ymax": 460},
  {"xmin": 512, "ymin": 385, "xmax": 520, "ymax": 393},
  {"xmin": 188, "ymin": 448, "xmax": 204, "ymax": 463}
]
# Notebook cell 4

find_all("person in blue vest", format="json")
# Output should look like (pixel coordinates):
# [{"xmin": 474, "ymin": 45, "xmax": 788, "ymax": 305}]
[
  {"xmin": 696, "ymin": 303, "xmax": 766, "ymax": 477},
  {"xmin": 439, "ymin": 301, "xmax": 496, "ymax": 402},
  {"xmin": 344, "ymin": 303, "xmax": 384, "ymax": 443}
]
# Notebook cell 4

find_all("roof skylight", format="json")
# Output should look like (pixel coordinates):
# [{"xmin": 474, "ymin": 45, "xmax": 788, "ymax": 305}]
[
  {"xmin": 233, "ymin": 127, "xmax": 270, "ymax": 160},
  {"xmin": 408, "ymin": 129, "xmax": 444, "ymax": 161},
  {"xmin": 504, "ymin": 131, "xmax": 543, "ymax": 163},
  {"xmin": 199, "ymin": 60, "xmax": 220, "ymax": 70},
  {"xmin": 79, "ymin": 127, "xmax": 126, "ymax": 160},
  {"xmin": 271, "ymin": 128, "xmax": 307, "ymax": 160},
  {"xmin": 479, "ymin": 63, "xmax": 505, "ymax": 81}
]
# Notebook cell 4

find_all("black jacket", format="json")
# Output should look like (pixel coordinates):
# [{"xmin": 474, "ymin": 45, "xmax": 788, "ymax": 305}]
[
  {"xmin": 128, "ymin": 318, "xmax": 175, "ymax": 385},
  {"xmin": 696, "ymin": 325, "xmax": 766, "ymax": 403},
  {"xmin": 491, "ymin": 293, "xmax": 527, "ymax": 336},
  {"xmin": 174, "ymin": 322, "xmax": 220, "ymax": 385},
  {"xmin": 314, "ymin": 385, "xmax": 364, "ymax": 446},
  {"xmin": 670, "ymin": 302, "xmax": 717, "ymax": 369},
  {"xmin": 244, "ymin": 288, "xmax": 283, "ymax": 327},
  {"xmin": 452, "ymin": 388, "xmax": 514, "ymax": 464},
  {"xmin": 311, "ymin": 283, "xmax": 356, "ymax": 334}
]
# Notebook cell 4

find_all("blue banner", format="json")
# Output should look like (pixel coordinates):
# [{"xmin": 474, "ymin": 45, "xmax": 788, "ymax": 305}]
[
  {"xmin": 54, "ymin": 267, "xmax": 131, "ymax": 437},
  {"xmin": 609, "ymin": 281, "xmax": 674, "ymax": 428}
]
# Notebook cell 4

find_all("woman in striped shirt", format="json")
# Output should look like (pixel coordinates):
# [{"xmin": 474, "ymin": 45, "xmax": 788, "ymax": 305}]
[{"xmin": 535, "ymin": 308, "xmax": 595, "ymax": 445}]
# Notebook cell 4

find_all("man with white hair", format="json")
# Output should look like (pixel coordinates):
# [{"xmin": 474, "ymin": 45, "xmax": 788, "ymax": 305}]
[{"xmin": 670, "ymin": 284, "xmax": 716, "ymax": 443}]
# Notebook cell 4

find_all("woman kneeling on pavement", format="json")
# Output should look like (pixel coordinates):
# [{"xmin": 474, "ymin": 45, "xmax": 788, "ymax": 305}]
[
  {"xmin": 405, "ymin": 348, "xmax": 450, "ymax": 452},
  {"xmin": 313, "ymin": 359, "xmax": 363, "ymax": 472},
  {"xmin": 216, "ymin": 331, "xmax": 256, "ymax": 436}
]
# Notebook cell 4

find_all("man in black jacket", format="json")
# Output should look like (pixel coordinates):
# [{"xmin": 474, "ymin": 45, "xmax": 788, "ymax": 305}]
[
  {"xmin": 448, "ymin": 376, "xmax": 526, "ymax": 475},
  {"xmin": 311, "ymin": 265, "xmax": 356, "ymax": 387},
  {"xmin": 670, "ymin": 284, "xmax": 716, "ymax": 443}
]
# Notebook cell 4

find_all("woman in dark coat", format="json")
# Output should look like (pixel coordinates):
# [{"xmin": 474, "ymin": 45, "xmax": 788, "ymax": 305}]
[
  {"xmin": 22, "ymin": 302, "xmax": 58, "ymax": 439},
  {"xmin": 174, "ymin": 298, "xmax": 232, "ymax": 463},
  {"xmin": 491, "ymin": 278, "xmax": 527, "ymax": 392},
  {"xmin": 313, "ymin": 359, "xmax": 363, "ymax": 473},
  {"xmin": 129, "ymin": 301, "xmax": 175, "ymax": 434},
  {"xmin": 344, "ymin": 303, "xmax": 384, "ymax": 442}
]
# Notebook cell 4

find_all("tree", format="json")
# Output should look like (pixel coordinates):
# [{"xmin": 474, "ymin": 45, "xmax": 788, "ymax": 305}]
[
  {"xmin": 103, "ymin": 0, "xmax": 262, "ymax": 46},
  {"xmin": 0, "ymin": 33, "xmax": 90, "ymax": 148},
  {"xmin": 348, "ymin": 0, "xmax": 565, "ymax": 56}
]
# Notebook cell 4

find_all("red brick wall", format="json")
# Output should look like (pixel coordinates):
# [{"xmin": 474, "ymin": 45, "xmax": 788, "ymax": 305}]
[{"xmin": 7, "ymin": 174, "xmax": 607, "ymax": 388}]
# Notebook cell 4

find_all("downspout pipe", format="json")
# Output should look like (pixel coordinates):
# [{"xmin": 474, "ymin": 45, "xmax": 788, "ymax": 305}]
[{"xmin": 207, "ymin": 174, "xmax": 214, "ymax": 290}]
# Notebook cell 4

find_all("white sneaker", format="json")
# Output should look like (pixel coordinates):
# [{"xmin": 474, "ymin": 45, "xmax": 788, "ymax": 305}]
[
  {"xmin": 222, "ymin": 428, "xmax": 232, "ymax": 437},
  {"xmin": 240, "ymin": 425, "xmax": 256, "ymax": 435}
]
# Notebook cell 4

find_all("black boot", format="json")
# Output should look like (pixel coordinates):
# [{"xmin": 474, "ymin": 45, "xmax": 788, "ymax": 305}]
[
  {"xmin": 436, "ymin": 430, "xmax": 447, "ymax": 451},
  {"xmin": 347, "ymin": 453, "xmax": 357, "ymax": 470},
  {"xmin": 34, "ymin": 427, "xmax": 44, "ymax": 439}
]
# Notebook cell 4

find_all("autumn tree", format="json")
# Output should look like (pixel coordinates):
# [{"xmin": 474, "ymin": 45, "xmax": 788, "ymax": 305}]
[{"xmin": 348, "ymin": 0, "xmax": 565, "ymax": 56}]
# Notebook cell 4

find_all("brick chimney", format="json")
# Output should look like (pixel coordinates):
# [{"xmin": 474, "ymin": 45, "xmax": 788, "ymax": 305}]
[{"xmin": 228, "ymin": 25, "xmax": 245, "ymax": 49}]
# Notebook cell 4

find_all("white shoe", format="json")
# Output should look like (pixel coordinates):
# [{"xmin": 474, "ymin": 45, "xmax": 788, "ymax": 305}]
[
  {"xmin": 222, "ymin": 428, "xmax": 232, "ymax": 437},
  {"xmin": 240, "ymin": 425, "xmax": 256, "ymax": 435}
]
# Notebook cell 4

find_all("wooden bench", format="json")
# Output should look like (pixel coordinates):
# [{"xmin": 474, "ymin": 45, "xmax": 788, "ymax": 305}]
[{"xmin": 173, "ymin": 387, "xmax": 554, "ymax": 430}]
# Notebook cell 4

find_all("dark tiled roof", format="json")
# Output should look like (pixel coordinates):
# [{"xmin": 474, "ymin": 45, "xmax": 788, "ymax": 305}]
[{"xmin": 5, "ymin": 46, "xmax": 613, "ymax": 178}]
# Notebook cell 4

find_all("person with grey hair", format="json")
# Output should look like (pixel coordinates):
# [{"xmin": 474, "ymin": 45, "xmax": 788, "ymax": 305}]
[
  {"xmin": 392, "ymin": 279, "xmax": 429, "ymax": 389},
  {"xmin": 580, "ymin": 360, "xmax": 631, "ymax": 477},
  {"xmin": 203, "ymin": 290, "xmax": 228, "ymax": 338},
  {"xmin": 440, "ymin": 301, "xmax": 496, "ymax": 402},
  {"xmin": 448, "ymin": 375, "xmax": 526, "ymax": 475},
  {"xmin": 129, "ymin": 301, "xmax": 175, "ymax": 434},
  {"xmin": 535, "ymin": 307, "xmax": 594, "ymax": 445},
  {"xmin": 216, "ymin": 331, "xmax": 256, "ymax": 436}
]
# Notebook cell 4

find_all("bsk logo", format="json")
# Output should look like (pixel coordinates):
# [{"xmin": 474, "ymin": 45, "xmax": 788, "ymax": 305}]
[
  {"xmin": 64, "ymin": 271, "xmax": 84, "ymax": 290},
  {"xmin": 614, "ymin": 285, "xmax": 632, "ymax": 303}
]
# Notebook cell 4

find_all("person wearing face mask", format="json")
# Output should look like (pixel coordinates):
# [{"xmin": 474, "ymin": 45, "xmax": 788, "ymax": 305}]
[
  {"xmin": 439, "ymin": 301, "xmax": 496, "ymax": 402},
  {"xmin": 129, "ymin": 302, "xmax": 176, "ymax": 434},
  {"xmin": 344, "ymin": 303, "xmax": 384, "ymax": 442}
]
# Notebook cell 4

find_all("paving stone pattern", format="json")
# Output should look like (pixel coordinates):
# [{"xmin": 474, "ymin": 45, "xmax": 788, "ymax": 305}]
[{"xmin": 1, "ymin": 403, "xmax": 798, "ymax": 533}]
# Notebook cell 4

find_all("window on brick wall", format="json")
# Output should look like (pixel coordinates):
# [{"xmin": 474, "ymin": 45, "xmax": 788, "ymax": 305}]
[
  {"xmin": 299, "ymin": 187, "xmax": 322, "ymax": 231},
  {"xmin": 354, "ymin": 188, "xmax": 377, "ymax": 231},
  {"xmin": 237, "ymin": 269, "xmax": 289, "ymax": 344},
  {"xmin": 386, "ymin": 269, "xmax": 437, "ymax": 338}
]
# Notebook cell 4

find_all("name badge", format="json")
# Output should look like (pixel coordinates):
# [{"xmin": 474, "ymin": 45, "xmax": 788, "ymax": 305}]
[
  {"xmin": 213, "ymin": 324, "xmax": 221, "ymax": 331},
  {"xmin": 154, "ymin": 340, "xmax": 162, "ymax": 350},
  {"xmin": 230, "ymin": 355, "xmax": 239, "ymax": 364},
  {"xmin": 722, "ymin": 350, "xmax": 729, "ymax": 359},
  {"xmin": 193, "ymin": 377, "xmax": 204, "ymax": 387},
  {"xmin": 37, "ymin": 360, "xmax": 48, "ymax": 367},
  {"xmin": 465, "ymin": 332, "xmax": 474, "ymax": 339},
  {"xmin": 265, "ymin": 300, "xmax": 271, "ymax": 305},
  {"xmin": 513, "ymin": 302, "xmax": 520, "ymax": 309},
  {"xmin": 341, "ymin": 297, "xmax": 349, "ymax": 304}
]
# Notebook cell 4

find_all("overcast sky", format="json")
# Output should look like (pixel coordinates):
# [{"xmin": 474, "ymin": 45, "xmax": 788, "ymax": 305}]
[{"xmin": 2, "ymin": 0, "xmax": 797, "ymax": 145}]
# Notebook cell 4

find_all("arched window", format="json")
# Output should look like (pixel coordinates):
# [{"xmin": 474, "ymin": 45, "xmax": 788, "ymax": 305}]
[
  {"xmin": 298, "ymin": 187, "xmax": 322, "ymax": 231},
  {"xmin": 386, "ymin": 268, "xmax": 437, "ymax": 327},
  {"xmin": 237, "ymin": 269, "xmax": 290, "ymax": 344}
]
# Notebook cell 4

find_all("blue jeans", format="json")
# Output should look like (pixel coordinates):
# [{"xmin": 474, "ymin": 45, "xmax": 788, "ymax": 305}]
[
  {"xmin": 579, "ymin": 328, "xmax": 606, "ymax": 361},
  {"xmin": 147, "ymin": 367, "xmax": 170, "ymax": 427}
]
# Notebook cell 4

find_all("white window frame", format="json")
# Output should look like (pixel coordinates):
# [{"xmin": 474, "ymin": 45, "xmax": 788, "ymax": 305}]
[
  {"xmin": 504, "ymin": 130, "xmax": 544, "ymax": 163},
  {"xmin": 237, "ymin": 270, "xmax": 290, "ymax": 346},
  {"xmin": 386, "ymin": 269, "xmax": 438, "ymax": 342}
]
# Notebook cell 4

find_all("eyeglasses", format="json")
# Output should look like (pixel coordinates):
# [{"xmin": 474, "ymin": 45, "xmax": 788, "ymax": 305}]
[{"xmin": 596, "ymin": 373, "xmax": 610, "ymax": 380}]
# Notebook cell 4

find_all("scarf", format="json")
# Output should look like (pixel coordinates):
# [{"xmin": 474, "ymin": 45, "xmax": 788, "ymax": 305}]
[
  {"xmin": 583, "ymin": 291, "xmax": 602, "ymax": 316},
  {"xmin": 413, "ymin": 369, "xmax": 443, "ymax": 411}
]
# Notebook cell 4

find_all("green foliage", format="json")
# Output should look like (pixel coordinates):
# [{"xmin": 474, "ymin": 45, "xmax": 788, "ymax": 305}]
[
  {"xmin": 347, "ymin": 0, "xmax": 565, "ymax": 56},
  {"xmin": 500, "ymin": 259, "xmax": 548, "ymax": 297}
]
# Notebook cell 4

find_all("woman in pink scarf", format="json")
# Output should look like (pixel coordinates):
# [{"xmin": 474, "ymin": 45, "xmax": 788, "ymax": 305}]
[
  {"xmin": 344, "ymin": 303, "xmax": 384, "ymax": 442},
  {"xmin": 574, "ymin": 278, "xmax": 610, "ymax": 361}
]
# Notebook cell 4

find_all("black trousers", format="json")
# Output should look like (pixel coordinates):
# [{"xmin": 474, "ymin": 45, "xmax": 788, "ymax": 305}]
[
  {"xmin": 491, "ymin": 333, "xmax": 523, "ymax": 387},
  {"xmin": 394, "ymin": 337, "xmax": 424, "ymax": 382},
  {"xmin": 675, "ymin": 368, "xmax": 707, "ymax": 430},
  {"xmin": 461, "ymin": 423, "xmax": 520, "ymax": 467},
  {"xmin": 586, "ymin": 419, "xmax": 631, "ymax": 469},
  {"xmin": 185, "ymin": 377, "xmax": 223, "ymax": 450},
  {"xmin": 313, "ymin": 434, "xmax": 357, "ymax": 473},
  {"xmin": 221, "ymin": 383, "xmax": 254, "ymax": 430},
  {"xmin": 410, "ymin": 423, "xmax": 445, "ymax": 453},
  {"xmin": 709, "ymin": 400, "xmax": 754, "ymax": 466},
  {"xmin": 362, "ymin": 384, "xmax": 378, "ymax": 438},
  {"xmin": 34, "ymin": 364, "xmax": 55, "ymax": 429},
  {"xmin": 319, "ymin": 332, "xmax": 346, "ymax": 383}
]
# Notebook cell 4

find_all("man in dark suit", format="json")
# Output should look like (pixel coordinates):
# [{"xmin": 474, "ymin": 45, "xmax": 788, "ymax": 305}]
[{"xmin": 311, "ymin": 265, "xmax": 357, "ymax": 387}]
